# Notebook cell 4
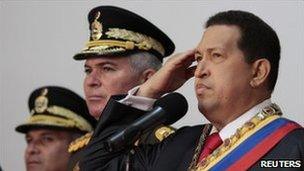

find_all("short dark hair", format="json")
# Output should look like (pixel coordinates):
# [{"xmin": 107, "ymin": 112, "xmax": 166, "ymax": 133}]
[{"xmin": 206, "ymin": 10, "xmax": 281, "ymax": 91}]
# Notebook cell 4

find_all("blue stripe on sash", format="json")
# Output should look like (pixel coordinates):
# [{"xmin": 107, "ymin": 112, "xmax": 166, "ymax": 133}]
[{"xmin": 210, "ymin": 118, "xmax": 289, "ymax": 171}]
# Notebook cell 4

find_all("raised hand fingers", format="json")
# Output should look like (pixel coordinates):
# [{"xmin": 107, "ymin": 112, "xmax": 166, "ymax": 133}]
[
  {"xmin": 186, "ymin": 65, "xmax": 197, "ymax": 80},
  {"xmin": 166, "ymin": 49, "xmax": 196, "ymax": 68}
]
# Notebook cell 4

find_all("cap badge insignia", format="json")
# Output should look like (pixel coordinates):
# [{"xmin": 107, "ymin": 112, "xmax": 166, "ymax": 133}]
[
  {"xmin": 90, "ymin": 11, "xmax": 103, "ymax": 40},
  {"xmin": 34, "ymin": 88, "xmax": 49, "ymax": 113}
]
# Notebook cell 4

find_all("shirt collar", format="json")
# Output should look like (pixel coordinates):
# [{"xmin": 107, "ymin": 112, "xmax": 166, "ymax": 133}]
[{"xmin": 211, "ymin": 98, "xmax": 272, "ymax": 140}]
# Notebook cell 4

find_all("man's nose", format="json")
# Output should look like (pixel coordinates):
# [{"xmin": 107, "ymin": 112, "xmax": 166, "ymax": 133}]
[
  {"xmin": 26, "ymin": 142, "xmax": 40, "ymax": 155},
  {"xmin": 86, "ymin": 70, "xmax": 102, "ymax": 87},
  {"xmin": 194, "ymin": 60, "xmax": 210, "ymax": 78}
]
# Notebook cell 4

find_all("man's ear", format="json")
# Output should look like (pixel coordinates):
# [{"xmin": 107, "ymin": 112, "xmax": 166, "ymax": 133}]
[
  {"xmin": 140, "ymin": 69, "xmax": 157, "ymax": 83},
  {"xmin": 250, "ymin": 58, "xmax": 271, "ymax": 88}
]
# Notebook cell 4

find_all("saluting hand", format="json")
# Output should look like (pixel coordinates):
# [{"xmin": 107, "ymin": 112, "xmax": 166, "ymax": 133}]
[{"xmin": 137, "ymin": 50, "xmax": 196, "ymax": 99}]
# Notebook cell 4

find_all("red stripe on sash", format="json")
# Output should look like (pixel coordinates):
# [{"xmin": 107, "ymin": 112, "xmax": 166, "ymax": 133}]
[{"xmin": 227, "ymin": 122, "xmax": 301, "ymax": 171}]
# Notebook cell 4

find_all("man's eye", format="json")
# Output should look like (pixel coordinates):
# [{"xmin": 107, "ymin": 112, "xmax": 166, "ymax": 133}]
[
  {"xmin": 41, "ymin": 136, "xmax": 54, "ymax": 143},
  {"xmin": 25, "ymin": 138, "xmax": 32, "ymax": 144},
  {"xmin": 195, "ymin": 54, "xmax": 203, "ymax": 62},
  {"xmin": 84, "ymin": 68, "xmax": 91, "ymax": 74},
  {"xmin": 102, "ymin": 66, "xmax": 114, "ymax": 72},
  {"xmin": 212, "ymin": 53, "xmax": 222, "ymax": 58}
]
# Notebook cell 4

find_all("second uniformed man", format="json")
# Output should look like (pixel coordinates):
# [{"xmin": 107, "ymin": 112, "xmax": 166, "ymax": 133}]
[
  {"xmin": 15, "ymin": 86, "xmax": 96, "ymax": 171},
  {"xmin": 68, "ymin": 5, "xmax": 176, "ymax": 170}
]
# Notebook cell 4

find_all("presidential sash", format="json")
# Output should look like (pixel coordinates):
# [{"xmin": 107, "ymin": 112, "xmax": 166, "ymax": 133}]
[{"xmin": 196, "ymin": 104, "xmax": 302, "ymax": 171}]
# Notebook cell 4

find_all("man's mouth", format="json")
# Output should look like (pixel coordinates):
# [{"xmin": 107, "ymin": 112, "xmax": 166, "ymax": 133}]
[
  {"xmin": 87, "ymin": 95, "xmax": 106, "ymax": 101},
  {"xmin": 195, "ymin": 83, "xmax": 210, "ymax": 94},
  {"xmin": 27, "ymin": 160, "xmax": 41, "ymax": 166}
]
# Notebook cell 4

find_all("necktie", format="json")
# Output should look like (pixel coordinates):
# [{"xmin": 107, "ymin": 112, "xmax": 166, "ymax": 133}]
[{"xmin": 198, "ymin": 132, "xmax": 223, "ymax": 162}]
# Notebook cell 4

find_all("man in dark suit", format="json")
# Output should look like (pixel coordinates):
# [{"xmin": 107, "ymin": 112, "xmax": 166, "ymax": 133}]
[
  {"xmin": 15, "ymin": 86, "xmax": 96, "ymax": 171},
  {"xmin": 80, "ymin": 10, "xmax": 304, "ymax": 171}
]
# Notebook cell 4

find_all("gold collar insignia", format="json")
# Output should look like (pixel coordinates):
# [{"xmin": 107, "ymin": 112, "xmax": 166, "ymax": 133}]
[{"xmin": 68, "ymin": 132, "xmax": 93, "ymax": 153}]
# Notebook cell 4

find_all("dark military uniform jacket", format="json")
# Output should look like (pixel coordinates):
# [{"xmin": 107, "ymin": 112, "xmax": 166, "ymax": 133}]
[
  {"xmin": 79, "ymin": 97, "xmax": 304, "ymax": 171},
  {"xmin": 68, "ymin": 96, "xmax": 175, "ymax": 171}
]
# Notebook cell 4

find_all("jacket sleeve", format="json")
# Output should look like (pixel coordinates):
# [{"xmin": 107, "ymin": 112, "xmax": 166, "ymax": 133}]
[{"xmin": 78, "ymin": 95, "xmax": 162, "ymax": 171}]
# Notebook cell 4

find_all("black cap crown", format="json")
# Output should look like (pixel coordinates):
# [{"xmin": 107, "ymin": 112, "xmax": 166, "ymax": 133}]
[
  {"xmin": 16, "ymin": 86, "xmax": 96, "ymax": 134},
  {"xmin": 73, "ymin": 6, "xmax": 175, "ymax": 61}
]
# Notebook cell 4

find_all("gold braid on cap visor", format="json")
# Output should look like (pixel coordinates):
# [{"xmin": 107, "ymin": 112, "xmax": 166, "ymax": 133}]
[
  {"xmin": 82, "ymin": 28, "xmax": 165, "ymax": 56},
  {"xmin": 27, "ymin": 105, "xmax": 93, "ymax": 132}
]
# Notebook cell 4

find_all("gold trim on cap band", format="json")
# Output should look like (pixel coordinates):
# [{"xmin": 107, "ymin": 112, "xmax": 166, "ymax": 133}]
[
  {"xmin": 86, "ymin": 40, "xmax": 135, "ymax": 50},
  {"xmin": 27, "ymin": 114, "xmax": 92, "ymax": 132},
  {"xmin": 78, "ymin": 47, "xmax": 126, "ymax": 56},
  {"xmin": 27, "ymin": 105, "xmax": 93, "ymax": 132},
  {"xmin": 47, "ymin": 106, "xmax": 93, "ymax": 132}
]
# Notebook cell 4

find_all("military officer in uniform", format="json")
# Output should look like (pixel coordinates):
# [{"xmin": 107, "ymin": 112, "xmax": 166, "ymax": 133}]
[
  {"xmin": 15, "ymin": 86, "xmax": 96, "ymax": 171},
  {"xmin": 68, "ymin": 5, "xmax": 176, "ymax": 170}
]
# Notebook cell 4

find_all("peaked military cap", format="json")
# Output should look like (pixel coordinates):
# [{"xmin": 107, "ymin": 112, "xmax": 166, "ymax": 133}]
[
  {"xmin": 73, "ymin": 6, "xmax": 175, "ymax": 62},
  {"xmin": 16, "ymin": 86, "xmax": 96, "ymax": 134}
]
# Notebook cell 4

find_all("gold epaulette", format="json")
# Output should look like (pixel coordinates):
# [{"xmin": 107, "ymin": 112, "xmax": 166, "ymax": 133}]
[
  {"xmin": 155, "ymin": 126, "xmax": 175, "ymax": 141},
  {"xmin": 68, "ymin": 132, "xmax": 92, "ymax": 153}
]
